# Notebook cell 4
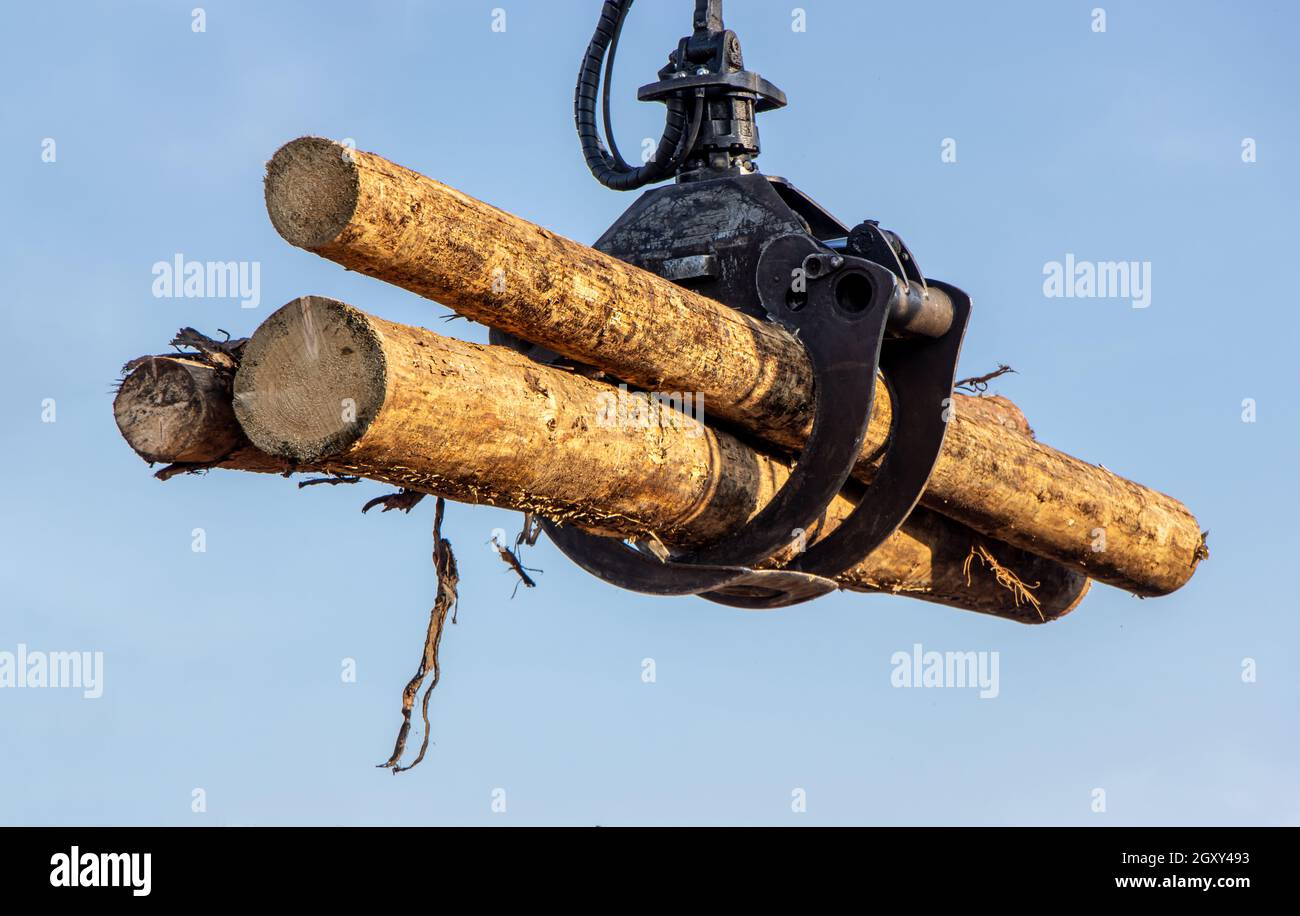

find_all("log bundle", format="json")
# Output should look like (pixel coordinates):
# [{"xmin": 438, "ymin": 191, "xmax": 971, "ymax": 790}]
[
  {"xmin": 112, "ymin": 135, "xmax": 1208, "ymax": 628},
  {"xmin": 114, "ymin": 303, "xmax": 1090, "ymax": 623},
  {"xmin": 261, "ymin": 137, "xmax": 1205, "ymax": 597}
]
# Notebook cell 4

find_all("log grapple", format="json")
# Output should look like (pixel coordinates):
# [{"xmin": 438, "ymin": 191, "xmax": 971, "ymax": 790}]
[{"xmin": 500, "ymin": 0, "xmax": 973, "ymax": 608}]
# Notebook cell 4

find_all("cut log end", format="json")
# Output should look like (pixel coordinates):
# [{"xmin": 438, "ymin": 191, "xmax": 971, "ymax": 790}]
[
  {"xmin": 114, "ymin": 357, "xmax": 241, "ymax": 464},
  {"xmin": 233, "ymin": 295, "xmax": 387, "ymax": 463},
  {"xmin": 265, "ymin": 137, "xmax": 360, "ymax": 250}
]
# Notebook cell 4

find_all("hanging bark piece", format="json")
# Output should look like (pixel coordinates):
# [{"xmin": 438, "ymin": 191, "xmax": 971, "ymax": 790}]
[
  {"xmin": 262, "ymin": 137, "xmax": 1202, "ymax": 596},
  {"xmin": 378, "ymin": 496, "xmax": 458, "ymax": 774},
  {"xmin": 224, "ymin": 295, "xmax": 1088, "ymax": 623}
]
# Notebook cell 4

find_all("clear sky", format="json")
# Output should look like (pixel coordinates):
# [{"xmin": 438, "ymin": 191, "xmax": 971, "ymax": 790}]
[{"xmin": 1, "ymin": 0, "xmax": 1296, "ymax": 826}]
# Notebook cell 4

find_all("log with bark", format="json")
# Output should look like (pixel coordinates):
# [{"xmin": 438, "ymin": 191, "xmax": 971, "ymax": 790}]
[
  {"xmin": 146, "ymin": 294, "xmax": 1088, "ymax": 623},
  {"xmin": 112, "ymin": 315, "xmax": 1087, "ymax": 622},
  {"xmin": 262, "ymin": 137, "xmax": 1205, "ymax": 597},
  {"xmin": 115, "ymin": 354, "xmax": 293, "ymax": 479}
]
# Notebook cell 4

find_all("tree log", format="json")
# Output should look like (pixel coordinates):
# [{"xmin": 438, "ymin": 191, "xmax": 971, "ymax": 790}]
[
  {"xmin": 114, "ymin": 357, "xmax": 244, "ymax": 465},
  {"xmin": 113, "ymin": 356, "xmax": 291, "ymax": 478},
  {"xmin": 115, "ymin": 355, "xmax": 1081, "ymax": 622},
  {"xmin": 216, "ymin": 295, "xmax": 1089, "ymax": 623},
  {"xmin": 263, "ymin": 137, "xmax": 1203, "ymax": 596}
]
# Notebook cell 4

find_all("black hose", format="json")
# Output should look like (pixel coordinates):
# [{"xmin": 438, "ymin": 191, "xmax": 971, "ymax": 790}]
[
  {"xmin": 601, "ymin": 0, "xmax": 631, "ymax": 171},
  {"xmin": 575, "ymin": 0, "xmax": 691, "ymax": 190}
]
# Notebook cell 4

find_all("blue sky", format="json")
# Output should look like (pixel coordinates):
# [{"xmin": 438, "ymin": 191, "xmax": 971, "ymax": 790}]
[{"xmin": 1, "ymin": 0, "xmax": 1296, "ymax": 825}]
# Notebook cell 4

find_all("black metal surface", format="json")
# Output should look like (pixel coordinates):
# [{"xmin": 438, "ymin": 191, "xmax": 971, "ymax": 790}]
[
  {"xmin": 832, "ymin": 223, "xmax": 953, "ymax": 337},
  {"xmin": 542, "ymin": 528, "xmax": 762, "ymax": 596},
  {"xmin": 700, "ymin": 568, "xmax": 840, "ymax": 608},
  {"xmin": 848, "ymin": 220, "xmax": 927, "ymax": 291},
  {"xmin": 575, "ymin": 0, "xmax": 785, "ymax": 190},
  {"xmin": 684, "ymin": 236, "xmax": 891, "ymax": 567},
  {"xmin": 547, "ymin": 1, "xmax": 976, "ymax": 608},
  {"xmin": 767, "ymin": 176, "xmax": 850, "ymax": 240},
  {"xmin": 593, "ymin": 174, "xmax": 845, "ymax": 318},
  {"xmin": 534, "ymin": 173, "xmax": 971, "ymax": 606},
  {"xmin": 779, "ymin": 281, "xmax": 971, "ymax": 578},
  {"xmin": 543, "ymin": 525, "xmax": 840, "ymax": 605},
  {"xmin": 638, "ymin": 69, "xmax": 786, "ymax": 112}
]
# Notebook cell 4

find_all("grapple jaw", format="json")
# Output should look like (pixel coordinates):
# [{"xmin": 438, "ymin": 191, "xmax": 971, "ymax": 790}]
[{"xmin": 523, "ymin": 1, "xmax": 974, "ymax": 607}]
